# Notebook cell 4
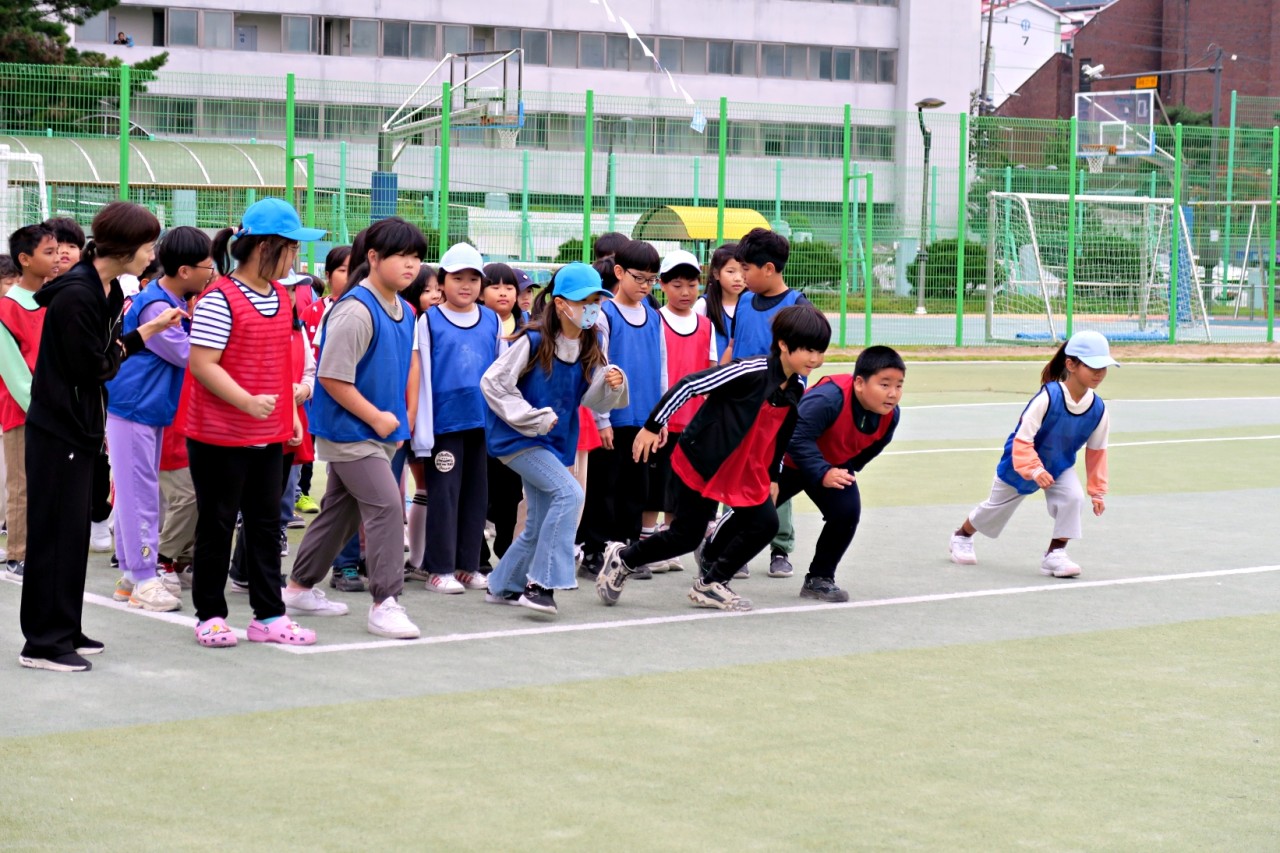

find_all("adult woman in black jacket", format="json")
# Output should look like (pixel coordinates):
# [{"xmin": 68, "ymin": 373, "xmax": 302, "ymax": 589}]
[{"xmin": 19, "ymin": 201, "xmax": 185, "ymax": 673}]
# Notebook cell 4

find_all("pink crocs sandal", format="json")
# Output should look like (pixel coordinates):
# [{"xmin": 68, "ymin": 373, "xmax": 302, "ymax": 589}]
[
  {"xmin": 247, "ymin": 617, "xmax": 316, "ymax": 646},
  {"xmin": 195, "ymin": 617, "xmax": 238, "ymax": 648}
]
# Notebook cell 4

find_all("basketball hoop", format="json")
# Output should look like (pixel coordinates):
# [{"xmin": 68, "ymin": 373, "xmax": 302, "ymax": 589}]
[
  {"xmin": 495, "ymin": 127, "xmax": 520, "ymax": 150},
  {"xmin": 1081, "ymin": 143, "xmax": 1117, "ymax": 174}
]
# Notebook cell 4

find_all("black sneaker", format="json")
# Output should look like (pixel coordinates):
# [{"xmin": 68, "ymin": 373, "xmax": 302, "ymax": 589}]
[
  {"xmin": 767, "ymin": 551, "xmax": 794, "ymax": 578},
  {"xmin": 109, "ymin": 553, "xmax": 119, "ymax": 569},
  {"xmin": 74, "ymin": 634, "xmax": 105, "ymax": 656},
  {"xmin": 688, "ymin": 577, "xmax": 753, "ymax": 611},
  {"xmin": 279, "ymin": 530, "xmax": 289, "ymax": 558},
  {"xmin": 5, "ymin": 560, "xmax": 24, "ymax": 581},
  {"xmin": 518, "ymin": 583, "xmax": 557, "ymax": 615},
  {"xmin": 484, "ymin": 589, "xmax": 522, "ymax": 606},
  {"xmin": 577, "ymin": 551, "xmax": 604, "ymax": 580},
  {"xmin": 799, "ymin": 575, "xmax": 850, "ymax": 603},
  {"xmin": 19, "ymin": 651, "xmax": 92, "ymax": 672},
  {"xmin": 594, "ymin": 541, "xmax": 633, "ymax": 606},
  {"xmin": 330, "ymin": 566, "xmax": 366, "ymax": 593},
  {"xmin": 286, "ymin": 512, "xmax": 306, "ymax": 530}
]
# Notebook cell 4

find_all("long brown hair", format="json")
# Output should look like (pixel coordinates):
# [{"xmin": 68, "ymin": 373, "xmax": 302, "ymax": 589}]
[
  {"xmin": 1040, "ymin": 341, "xmax": 1082, "ymax": 385},
  {"xmin": 513, "ymin": 292, "xmax": 607, "ymax": 383}
]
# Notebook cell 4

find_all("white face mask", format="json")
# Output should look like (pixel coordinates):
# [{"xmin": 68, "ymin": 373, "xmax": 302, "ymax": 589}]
[{"xmin": 563, "ymin": 301, "xmax": 601, "ymax": 330}]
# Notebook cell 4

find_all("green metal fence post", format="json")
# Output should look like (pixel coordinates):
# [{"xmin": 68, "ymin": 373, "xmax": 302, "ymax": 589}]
[
  {"xmin": 430, "ymin": 146, "xmax": 441, "ymax": 231},
  {"xmin": 1171, "ymin": 124, "xmax": 1183, "ymax": 343},
  {"xmin": 607, "ymin": 151, "xmax": 617, "ymax": 233},
  {"xmin": 440, "ymin": 82, "xmax": 452, "ymax": 246},
  {"xmin": 583, "ymin": 90, "xmax": 595, "ymax": 263},
  {"xmin": 521, "ymin": 149, "xmax": 531, "ymax": 261},
  {"xmin": 1223, "ymin": 92, "xmax": 1237, "ymax": 291},
  {"xmin": 774, "ymin": 159, "xmax": 783, "ymax": 227},
  {"xmin": 955, "ymin": 112, "xmax": 969, "ymax": 347},
  {"xmin": 305, "ymin": 153, "xmax": 316, "ymax": 273},
  {"xmin": 1065, "ymin": 116, "xmax": 1079, "ymax": 339},
  {"xmin": 716, "ymin": 97, "xmax": 728, "ymax": 243},
  {"xmin": 929, "ymin": 164, "xmax": 938, "ymax": 243},
  {"xmin": 285, "ymin": 73, "xmax": 295, "ymax": 206},
  {"xmin": 863, "ymin": 172, "xmax": 874, "ymax": 347},
  {"xmin": 338, "ymin": 141, "xmax": 349, "ymax": 243},
  {"xmin": 838, "ymin": 104, "xmax": 851, "ymax": 347},
  {"xmin": 1269, "ymin": 127, "xmax": 1278, "ymax": 343},
  {"xmin": 693, "ymin": 157, "xmax": 701, "ymax": 207},
  {"xmin": 118, "ymin": 65, "xmax": 131, "ymax": 201}
]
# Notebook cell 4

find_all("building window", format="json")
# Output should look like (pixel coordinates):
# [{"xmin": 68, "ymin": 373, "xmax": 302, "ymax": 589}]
[
  {"xmin": 80, "ymin": 10, "xmax": 110, "ymax": 42},
  {"xmin": 443, "ymin": 25, "xmax": 469, "ymax": 54},
  {"xmin": 809, "ymin": 47, "xmax": 833, "ymax": 81},
  {"xmin": 658, "ymin": 38, "xmax": 682, "ymax": 73},
  {"xmin": 785, "ymin": 46, "xmax": 807, "ymax": 79},
  {"xmin": 878, "ymin": 50, "xmax": 897, "ymax": 83},
  {"xmin": 383, "ymin": 21, "xmax": 409, "ymax": 58},
  {"xmin": 631, "ymin": 36, "xmax": 654, "ymax": 68},
  {"xmin": 684, "ymin": 39, "xmax": 707, "ymax": 74},
  {"xmin": 204, "ymin": 11, "xmax": 232, "ymax": 49},
  {"xmin": 410, "ymin": 23, "xmax": 437, "ymax": 59},
  {"xmin": 552, "ymin": 31, "xmax": 577, "ymax": 68},
  {"xmin": 856, "ymin": 125, "xmax": 895, "ymax": 160},
  {"xmin": 523, "ymin": 30, "xmax": 548, "ymax": 66},
  {"xmin": 834, "ymin": 48, "xmax": 855, "ymax": 81},
  {"xmin": 707, "ymin": 41, "xmax": 731, "ymax": 75},
  {"xmin": 351, "ymin": 20, "xmax": 378, "ymax": 56},
  {"xmin": 283, "ymin": 16, "xmax": 312, "ymax": 53},
  {"xmin": 732, "ymin": 43, "xmax": 756, "ymax": 77},
  {"xmin": 606, "ymin": 34, "xmax": 630, "ymax": 70},
  {"xmin": 761, "ymin": 44, "xmax": 785, "ymax": 78},
  {"xmin": 580, "ymin": 33, "xmax": 605, "ymax": 69},
  {"xmin": 471, "ymin": 26, "xmax": 493, "ymax": 53},
  {"xmin": 496, "ymin": 28, "xmax": 520, "ymax": 52},
  {"xmin": 168, "ymin": 9, "xmax": 198, "ymax": 47},
  {"xmin": 858, "ymin": 48, "xmax": 878, "ymax": 82}
]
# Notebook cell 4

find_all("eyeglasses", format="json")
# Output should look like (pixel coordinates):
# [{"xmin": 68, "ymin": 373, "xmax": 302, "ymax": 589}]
[
  {"xmin": 626, "ymin": 269, "xmax": 658, "ymax": 287},
  {"xmin": 191, "ymin": 264, "xmax": 217, "ymax": 280}
]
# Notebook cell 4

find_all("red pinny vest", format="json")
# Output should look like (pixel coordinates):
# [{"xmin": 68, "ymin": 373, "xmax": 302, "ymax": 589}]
[
  {"xmin": 290, "ymin": 326, "xmax": 314, "ymax": 464},
  {"xmin": 180, "ymin": 277, "xmax": 293, "ymax": 447},
  {"xmin": 0, "ymin": 295, "xmax": 46, "ymax": 430},
  {"xmin": 792, "ymin": 374, "xmax": 894, "ymax": 467},
  {"xmin": 672, "ymin": 400, "xmax": 790, "ymax": 506},
  {"xmin": 662, "ymin": 313, "xmax": 713, "ymax": 433}
]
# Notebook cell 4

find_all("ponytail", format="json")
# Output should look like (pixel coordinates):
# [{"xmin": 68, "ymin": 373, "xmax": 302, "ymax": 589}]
[
  {"xmin": 82, "ymin": 239, "xmax": 98, "ymax": 263},
  {"xmin": 1040, "ymin": 341, "xmax": 1070, "ymax": 385},
  {"xmin": 211, "ymin": 227, "xmax": 236, "ymax": 276}
]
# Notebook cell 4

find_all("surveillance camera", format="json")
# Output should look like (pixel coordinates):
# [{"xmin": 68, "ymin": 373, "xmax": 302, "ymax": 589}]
[{"xmin": 1082, "ymin": 63, "xmax": 1105, "ymax": 79}]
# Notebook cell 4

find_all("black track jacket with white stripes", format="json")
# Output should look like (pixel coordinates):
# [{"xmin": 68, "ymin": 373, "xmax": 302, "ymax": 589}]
[{"xmin": 642, "ymin": 355, "xmax": 804, "ymax": 485}]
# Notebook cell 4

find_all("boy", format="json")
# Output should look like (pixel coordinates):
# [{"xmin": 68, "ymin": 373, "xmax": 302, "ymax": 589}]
[
  {"xmin": 0, "ymin": 255, "xmax": 19, "ymax": 293},
  {"xmin": 595, "ymin": 305, "xmax": 831, "ymax": 612},
  {"xmin": 593, "ymin": 232, "xmax": 630, "ymax": 262},
  {"xmin": 770, "ymin": 345, "xmax": 903, "ymax": 602},
  {"xmin": 576, "ymin": 239, "xmax": 666, "ymax": 579},
  {"xmin": 729, "ymin": 228, "xmax": 813, "ymax": 580},
  {"xmin": 0, "ymin": 224, "xmax": 58, "ymax": 579},
  {"xmin": 641, "ymin": 249, "xmax": 717, "ymax": 573}
]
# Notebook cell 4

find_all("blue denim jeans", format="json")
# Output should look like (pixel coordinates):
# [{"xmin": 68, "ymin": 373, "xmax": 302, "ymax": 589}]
[{"xmin": 487, "ymin": 447, "xmax": 583, "ymax": 593}]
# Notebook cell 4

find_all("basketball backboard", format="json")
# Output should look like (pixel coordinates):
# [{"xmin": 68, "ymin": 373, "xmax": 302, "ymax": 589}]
[{"xmin": 1074, "ymin": 89, "xmax": 1156, "ymax": 158}]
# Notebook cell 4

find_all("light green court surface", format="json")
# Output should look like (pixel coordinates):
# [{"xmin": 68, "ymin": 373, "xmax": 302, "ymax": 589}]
[{"xmin": 3, "ymin": 363, "xmax": 1278, "ymax": 850}]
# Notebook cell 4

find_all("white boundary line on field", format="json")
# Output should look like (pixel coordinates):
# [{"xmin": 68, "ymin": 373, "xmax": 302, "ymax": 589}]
[
  {"xmin": 883, "ymin": 434, "xmax": 1280, "ymax": 457},
  {"xmin": 906, "ymin": 396, "xmax": 1280, "ymax": 410},
  {"xmin": 4, "ymin": 564, "xmax": 1277, "ymax": 656}
]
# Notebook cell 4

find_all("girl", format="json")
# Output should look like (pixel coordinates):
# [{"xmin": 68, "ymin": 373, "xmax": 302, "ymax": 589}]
[
  {"xmin": 949, "ymin": 330, "xmax": 1116, "ymax": 578},
  {"xmin": 480, "ymin": 263, "xmax": 525, "ymax": 565},
  {"xmin": 481, "ymin": 262, "xmax": 627, "ymax": 615},
  {"xmin": 19, "ymin": 201, "xmax": 185, "ymax": 672},
  {"xmin": 182, "ymin": 197, "xmax": 323, "ymax": 649},
  {"xmin": 402, "ymin": 263, "xmax": 436, "ymax": 579},
  {"xmin": 105, "ymin": 226, "xmax": 212, "ymax": 613},
  {"xmin": 412, "ymin": 243, "xmax": 500, "ymax": 594},
  {"xmin": 695, "ymin": 243, "xmax": 744, "ymax": 365},
  {"xmin": 404, "ymin": 264, "xmax": 442, "ymax": 315}
]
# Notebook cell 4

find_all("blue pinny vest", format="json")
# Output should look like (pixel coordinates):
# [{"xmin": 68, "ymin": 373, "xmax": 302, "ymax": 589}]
[
  {"xmin": 427, "ymin": 304, "xmax": 500, "ymax": 434},
  {"xmin": 105, "ymin": 282, "xmax": 190, "ymax": 426},
  {"xmin": 486, "ymin": 331, "xmax": 589, "ymax": 466},
  {"xmin": 731, "ymin": 289, "xmax": 801, "ymax": 359},
  {"xmin": 996, "ymin": 382, "xmax": 1105, "ymax": 495},
  {"xmin": 602, "ymin": 300, "xmax": 662, "ymax": 428},
  {"xmin": 310, "ymin": 286, "xmax": 414, "ymax": 444}
]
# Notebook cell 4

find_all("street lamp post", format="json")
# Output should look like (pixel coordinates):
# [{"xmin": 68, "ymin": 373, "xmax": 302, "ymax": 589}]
[{"xmin": 914, "ymin": 97, "xmax": 945, "ymax": 315}]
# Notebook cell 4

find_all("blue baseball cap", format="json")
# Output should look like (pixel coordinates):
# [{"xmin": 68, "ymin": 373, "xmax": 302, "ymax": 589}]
[
  {"xmin": 512, "ymin": 267, "xmax": 535, "ymax": 292},
  {"xmin": 1065, "ymin": 330, "xmax": 1120, "ymax": 369},
  {"xmin": 552, "ymin": 262, "xmax": 614, "ymax": 302},
  {"xmin": 239, "ymin": 198, "xmax": 326, "ymax": 242}
]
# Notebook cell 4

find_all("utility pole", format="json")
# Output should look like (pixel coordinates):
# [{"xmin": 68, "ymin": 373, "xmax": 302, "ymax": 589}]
[{"xmin": 978, "ymin": 1, "xmax": 999, "ymax": 115}]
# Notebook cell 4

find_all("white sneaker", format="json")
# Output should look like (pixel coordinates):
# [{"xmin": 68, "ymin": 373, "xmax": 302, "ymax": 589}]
[
  {"xmin": 1040, "ymin": 549, "xmax": 1081, "ymax": 578},
  {"xmin": 368, "ymin": 596, "xmax": 420, "ymax": 639},
  {"xmin": 0, "ymin": 545, "xmax": 7, "ymax": 562},
  {"xmin": 454, "ymin": 569, "xmax": 488, "ymax": 590},
  {"xmin": 425, "ymin": 573, "xmax": 465, "ymax": 594},
  {"xmin": 90, "ymin": 520, "xmax": 113, "ymax": 553},
  {"xmin": 157, "ymin": 569, "xmax": 181, "ymax": 598},
  {"xmin": 665, "ymin": 556, "xmax": 685, "ymax": 573},
  {"xmin": 128, "ymin": 577, "xmax": 181, "ymax": 612},
  {"xmin": 949, "ymin": 533, "xmax": 977, "ymax": 565},
  {"xmin": 283, "ymin": 586, "xmax": 350, "ymax": 616}
]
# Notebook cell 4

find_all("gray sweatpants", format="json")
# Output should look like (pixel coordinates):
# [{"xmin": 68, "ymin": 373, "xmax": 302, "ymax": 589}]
[
  {"xmin": 159, "ymin": 466, "xmax": 198, "ymax": 563},
  {"xmin": 967, "ymin": 474, "xmax": 1085, "ymax": 541},
  {"xmin": 291, "ymin": 454, "xmax": 404, "ymax": 602}
]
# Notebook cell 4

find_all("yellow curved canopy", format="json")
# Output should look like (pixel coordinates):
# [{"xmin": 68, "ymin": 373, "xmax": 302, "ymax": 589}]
[{"xmin": 632, "ymin": 205, "xmax": 770, "ymax": 242}]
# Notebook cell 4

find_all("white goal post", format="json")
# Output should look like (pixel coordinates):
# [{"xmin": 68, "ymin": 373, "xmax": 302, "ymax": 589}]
[
  {"xmin": 0, "ymin": 145, "xmax": 50, "ymax": 255},
  {"xmin": 984, "ymin": 191, "xmax": 1212, "ymax": 343}
]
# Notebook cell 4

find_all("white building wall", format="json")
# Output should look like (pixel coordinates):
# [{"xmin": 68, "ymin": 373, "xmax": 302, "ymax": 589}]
[{"xmin": 986, "ymin": 1, "xmax": 1063, "ymax": 108}]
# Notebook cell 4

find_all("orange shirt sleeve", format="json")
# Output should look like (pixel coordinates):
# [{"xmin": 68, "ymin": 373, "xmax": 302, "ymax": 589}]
[
  {"xmin": 1085, "ymin": 447, "xmax": 1108, "ymax": 497},
  {"xmin": 1011, "ymin": 438, "xmax": 1046, "ymax": 480}
]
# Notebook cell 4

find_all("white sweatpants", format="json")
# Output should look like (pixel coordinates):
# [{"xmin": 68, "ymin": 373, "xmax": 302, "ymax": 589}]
[{"xmin": 967, "ymin": 473, "xmax": 1085, "ymax": 541}]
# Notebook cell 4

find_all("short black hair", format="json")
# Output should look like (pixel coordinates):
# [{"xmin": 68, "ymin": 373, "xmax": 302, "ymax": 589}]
[
  {"xmin": 593, "ymin": 258, "xmax": 620, "ymax": 293},
  {"xmin": 46, "ymin": 217, "xmax": 85, "ymax": 249},
  {"xmin": 8, "ymin": 224, "xmax": 54, "ymax": 263},
  {"xmin": 593, "ymin": 231, "xmax": 630, "ymax": 261},
  {"xmin": 854, "ymin": 345, "xmax": 906, "ymax": 380},
  {"xmin": 364, "ymin": 216, "xmax": 428, "ymax": 260},
  {"xmin": 404, "ymin": 265, "xmax": 435, "ymax": 312},
  {"xmin": 0, "ymin": 255, "xmax": 18, "ymax": 278},
  {"xmin": 483, "ymin": 262, "xmax": 518, "ymax": 287},
  {"xmin": 660, "ymin": 263, "xmax": 701, "ymax": 285},
  {"xmin": 157, "ymin": 225, "xmax": 213, "ymax": 277},
  {"xmin": 324, "ymin": 245, "xmax": 351, "ymax": 277},
  {"xmin": 736, "ymin": 228, "xmax": 789, "ymax": 274},
  {"xmin": 139, "ymin": 257, "xmax": 162, "ymax": 283},
  {"xmin": 771, "ymin": 305, "xmax": 830, "ymax": 357},
  {"xmin": 613, "ymin": 239, "xmax": 660, "ymax": 274}
]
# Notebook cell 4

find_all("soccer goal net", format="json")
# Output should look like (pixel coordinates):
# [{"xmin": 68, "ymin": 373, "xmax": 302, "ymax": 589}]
[
  {"xmin": 0, "ymin": 145, "xmax": 49, "ymax": 255},
  {"xmin": 985, "ymin": 192, "xmax": 1211, "ymax": 343}
]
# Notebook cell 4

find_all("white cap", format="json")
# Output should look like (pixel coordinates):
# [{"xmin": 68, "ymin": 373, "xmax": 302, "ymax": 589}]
[
  {"xmin": 1064, "ymin": 329, "xmax": 1121, "ymax": 369},
  {"xmin": 439, "ymin": 243, "xmax": 485, "ymax": 274},
  {"xmin": 660, "ymin": 249, "xmax": 701, "ymax": 276}
]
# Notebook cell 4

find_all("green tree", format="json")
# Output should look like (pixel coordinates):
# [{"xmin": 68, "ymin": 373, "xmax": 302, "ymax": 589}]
[
  {"xmin": 555, "ymin": 236, "xmax": 597, "ymax": 265},
  {"xmin": 784, "ymin": 240, "xmax": 842, "ymax": 289},
  {"xmin": 905, "ymin": 238, "xmax": 995, "ymax": 300}
]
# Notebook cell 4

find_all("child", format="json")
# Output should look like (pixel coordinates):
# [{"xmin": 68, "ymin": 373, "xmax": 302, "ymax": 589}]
[
  {"xmin": 593, "ymin": 232, "xmax": 630, "ymax": 262},
  {"xmin": 0, "ymin": 224, "xmax": 58, "ymax": 581},
  {"xmin": 405, "ymin": 266, "xmax": 442, "ymax": 314},
  {"xmin": 482, "ymin": 262, "xmax": 627, "ymax": 615},
  {"xmin": 641, "ymin": 249, "xmax": 717, "ymax": 573},
  {"xmin": 104, "ymin": 226, "xmax": 211, "ymax": 612},
  {"xmin": 401, "ymin": 262, "xmax": 435, "ymax": 580},
  {"xmin": 181, "ymin": 197, "xmax": 321, "ymax": 650},
  {"xmin": 694, "ymin": 243, "xmax": 745, "ymax": 365},
  {"xmin": 19, "ymin": 202, "xmax": 184, "ymax": 672},
  {"xmin": 949, "ymin": 331, "xmax": 1116, "ymax": 577},
  {"xmin": 515, "ymin": 269, "xmax": 536, "ymax": 317},
  {"xmin": 301, "ymin": 246, "xmax": 351, "ymax": 364},
  {"xmin": 286, "ymin": 216, "xmax": 422, "ymax": 639},
  {"xmin": 577, "ymin": 240, "xmax": 666, "ymax": 577},
  {"xmin": 595, "ymin": 305, "xmax": 829, "ymax": 612},
  {"xmin": 770, "ymin": 345, "xmax": 905, "ymax": 603},
  {"xmin": 0, "ymin": 255, "xmax": 20, "ymax": 292},
  {"xmin": 413, "ymin": 243, "xmax": 500, "ymax": 593},
  {"xmin": 46, "ymin": 217, "xmax": 85, "ymax": 276},
  {"xmin": 480, "ymin": 263, "xmax": 526, "ymax": 564},
  {"xmin": 730, "ymin": 228, "xmax": 812, "ymax": 580}
]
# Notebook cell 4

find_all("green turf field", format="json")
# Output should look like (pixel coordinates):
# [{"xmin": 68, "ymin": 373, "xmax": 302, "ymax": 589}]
[{"xmin": 3, "ymin": 362, "xmax": 1278, "ymax": 850}]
